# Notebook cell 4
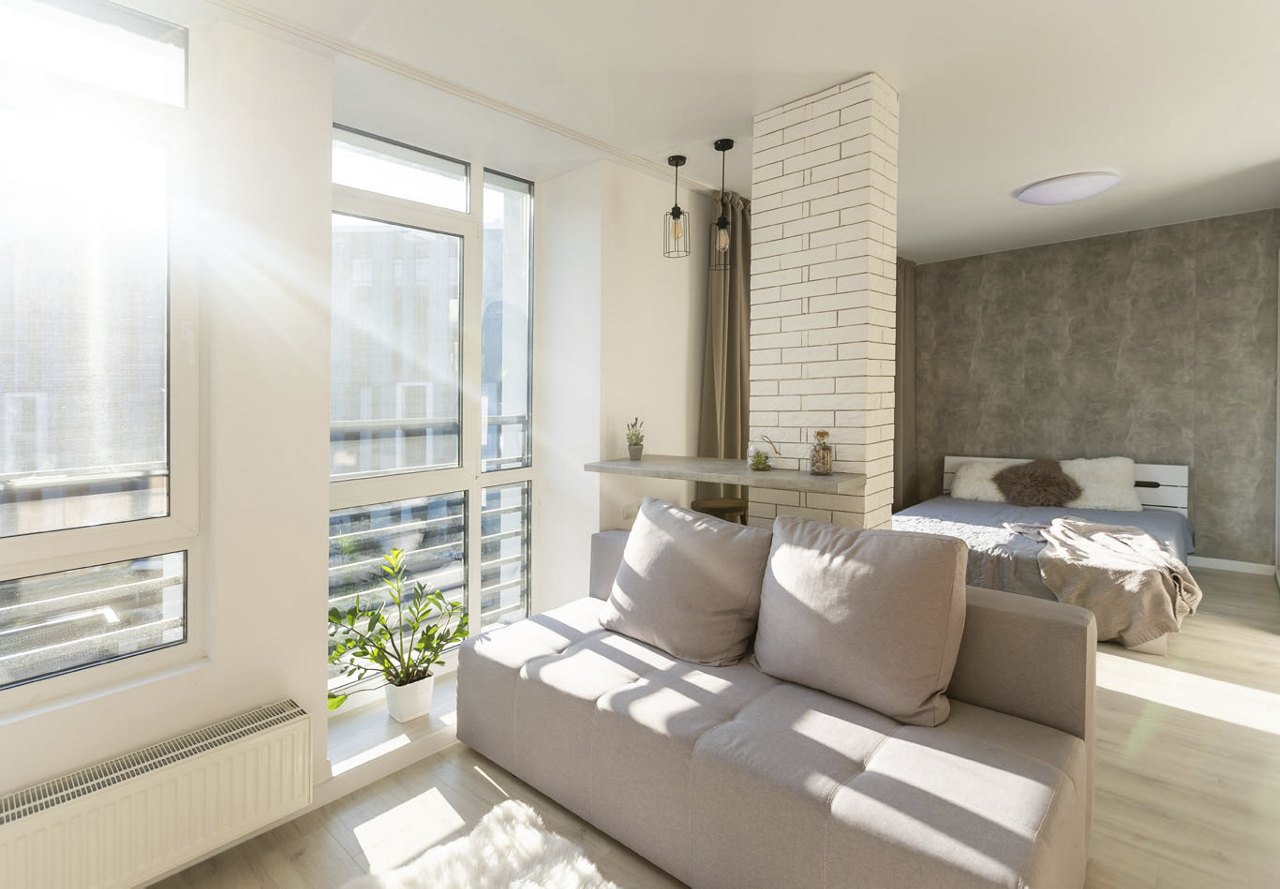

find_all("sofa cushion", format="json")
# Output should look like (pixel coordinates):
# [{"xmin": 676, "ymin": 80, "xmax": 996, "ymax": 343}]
[
  {"xmin": 690, "ymin": 683, "xmax": 900, "ymax": 889},
  {"xmin": 591, "ymin": 660, "xmax": 780, "ymax": 883},
  {"xmin": 600, "ymin": 496, "xmax": 772, "ymax": 665},
  {"xmin": 754, "ymin": 516, "xmax": 967, "ymax": 726},
  {"xmin": 692, "ymin": 686, "xmax": 1086, "ymax": 889},
  {"xmin": 827, "ymin": 703, "xmax": 1087, "ymax": 888},
  {"xmin": 515, "ymin": 630, "xmax": 679, "ymax": 816},
  {"xmin": 457, "ymin": 597, "xmax": 609, "ymax": 771}
]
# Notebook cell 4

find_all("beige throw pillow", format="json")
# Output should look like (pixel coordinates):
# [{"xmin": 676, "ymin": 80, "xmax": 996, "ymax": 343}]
[
  {"xmin": 600, "ymin": 497, "xmax": 773, "ymax": 666},
  {"xmin": 754, "ymin": 516, "xmax": 968, "ymax": 726}
]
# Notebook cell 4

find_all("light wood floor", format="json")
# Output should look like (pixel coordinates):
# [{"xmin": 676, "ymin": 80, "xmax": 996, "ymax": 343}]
[{"xmin": 157, "ymin": 569, "xmax": 1280, "ymax": 889}]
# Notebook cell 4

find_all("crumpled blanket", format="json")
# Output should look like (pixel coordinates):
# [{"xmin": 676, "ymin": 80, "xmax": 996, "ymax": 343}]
[{"xmin": 1038, "ymin": 518, "xmax": 1203, "ymax": 647}]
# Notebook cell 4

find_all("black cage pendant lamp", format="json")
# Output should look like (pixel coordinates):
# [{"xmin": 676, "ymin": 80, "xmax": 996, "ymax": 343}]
[
  {"xmin": 710, "ymin": 138, "xmax": 734, "ymax": 272},
  {"xmin": 664, "ymin": 154, "xmax": 691, "ymax": 258}
]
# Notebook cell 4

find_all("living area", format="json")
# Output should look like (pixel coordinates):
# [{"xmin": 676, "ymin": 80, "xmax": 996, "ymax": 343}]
[{"xmin": 2, "ymin": 2, "xmax": 1279, "ymax": 889}]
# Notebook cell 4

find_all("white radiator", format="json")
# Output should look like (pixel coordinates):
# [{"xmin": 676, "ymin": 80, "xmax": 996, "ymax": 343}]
[{"xmin": 0, "ymin": 699, "xmax": 312, "ymax": 889}]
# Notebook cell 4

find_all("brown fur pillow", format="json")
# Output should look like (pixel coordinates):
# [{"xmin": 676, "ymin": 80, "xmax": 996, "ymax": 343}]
[{"xmin": 993, "ymin": 459, "xmax": 1082, "ymax": 507}]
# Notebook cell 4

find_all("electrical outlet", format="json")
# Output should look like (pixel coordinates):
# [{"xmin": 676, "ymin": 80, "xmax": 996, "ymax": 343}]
[{"xmin": 621, "ymin": 501, "xmax": 641, "ymax": 525}]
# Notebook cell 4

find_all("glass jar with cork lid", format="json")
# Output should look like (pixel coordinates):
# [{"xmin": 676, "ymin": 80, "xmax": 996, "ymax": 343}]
[{"xmin": 809, "ymin": 430, "xmax": 833, "ymax": 476}]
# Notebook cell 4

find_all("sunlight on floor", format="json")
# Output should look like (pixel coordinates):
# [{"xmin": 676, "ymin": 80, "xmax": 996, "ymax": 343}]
[
  {"xmin": 472, "ymin": 764, "xmax": 513, "ymax": 798},
  {"xmin": 1096, "ymin": 651, "xmax": 1280, "ymax": 734},
  {"xmin": 354, "ymin": 787, "xmax": 466, "ymax": 871}
]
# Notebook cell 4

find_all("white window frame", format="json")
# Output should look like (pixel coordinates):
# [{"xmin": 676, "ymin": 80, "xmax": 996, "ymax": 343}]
[
  {"xmin": 328, "ymin": 138, "xmax": 534, "ymax": 707},
  {"xmin": 0, "ymin": 31, "xmax": 202, "ymax": 715}
]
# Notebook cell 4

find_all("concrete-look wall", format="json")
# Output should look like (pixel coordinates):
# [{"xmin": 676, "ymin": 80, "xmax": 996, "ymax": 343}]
[
  {"xmin": 914, "ymin": 209, "xmax": 1279, "ymax": 563},
  {"xmin": 747, "ymin": 73, "xmax": 899, "ymax": 530}
]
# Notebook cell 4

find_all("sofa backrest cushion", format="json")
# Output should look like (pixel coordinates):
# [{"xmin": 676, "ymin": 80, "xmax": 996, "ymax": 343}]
[
  {"xmin": 754, "ymin": 516, "xmax": 968, "ymax": 726},
  {"xmin": 599, "ymin": 496, "xmax": 773, "ymax": 666}
]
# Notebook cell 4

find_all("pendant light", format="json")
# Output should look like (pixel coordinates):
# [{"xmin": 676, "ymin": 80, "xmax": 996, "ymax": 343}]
[
  {"xmin": 709, "ymin": 138, "xmax": 734, "ymax": 272},
  {"xmin": 663, "ymin": 155, "xmax": 690, "ymax": 258}
]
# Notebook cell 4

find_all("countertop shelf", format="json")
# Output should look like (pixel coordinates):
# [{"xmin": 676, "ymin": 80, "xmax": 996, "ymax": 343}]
[{"xmin": 585, "ymin": 454, "xmax": 865, "ymax": 495}]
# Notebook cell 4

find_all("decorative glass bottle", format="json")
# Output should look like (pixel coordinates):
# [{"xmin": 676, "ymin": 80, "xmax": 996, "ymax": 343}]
[{"xmin": 809, "ymin": 430, "xmax": 833, "ymax": 476}]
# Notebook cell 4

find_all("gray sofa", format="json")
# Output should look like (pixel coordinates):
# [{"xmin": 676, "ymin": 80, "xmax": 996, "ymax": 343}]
[{"xmin": 459, "ymin": 529, "xmax": 1096, "ymax": 889}]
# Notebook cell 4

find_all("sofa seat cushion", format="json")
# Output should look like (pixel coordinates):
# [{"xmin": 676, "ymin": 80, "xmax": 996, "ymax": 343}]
[
  {"xmin": 691, "ymin": 685, "xmax": 1086, "ymax": 889},
  {"xmin": 828, "ymin": 703, "xmax": 1088, "ymax": 888},
  {"xmin": 514, "ymin": 630, "xmax": 682, "ymax": 815},
  {"xmin": 591, "ymin": 661, "xmax": 781, "ymax": 883},
  {"xmin": 456, "ymin": 597, "xmax": 611, "ymax": 770},
  {"xmin": 690, "ymin": 684, "xmax": 901, "ymax": 889}
]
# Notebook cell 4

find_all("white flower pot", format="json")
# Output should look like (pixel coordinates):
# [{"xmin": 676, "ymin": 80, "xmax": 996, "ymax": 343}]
[{"xmin": 385, "ymin": 676, "xmax": 435, "ymax": 723}]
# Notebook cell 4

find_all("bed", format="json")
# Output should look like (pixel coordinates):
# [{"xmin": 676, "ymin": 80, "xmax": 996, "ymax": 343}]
[{"xmin": 893, "ymin": 456, "xmax": 1195, "ymax": 653}]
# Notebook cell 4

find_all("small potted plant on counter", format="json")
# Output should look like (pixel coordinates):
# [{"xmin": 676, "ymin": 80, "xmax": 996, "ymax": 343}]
[
  {"xmin": 626, "ymin": 417, "xmax": 645, "ymax": 460},
  {"xmin": 327, "ymin": 548, "xmax": 469, "ymax": 722}
]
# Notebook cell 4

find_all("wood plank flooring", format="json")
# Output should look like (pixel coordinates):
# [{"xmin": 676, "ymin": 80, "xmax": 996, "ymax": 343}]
[{"xmin": 156, "ymin": 569, "xmax": 1280, "ymax": 889}]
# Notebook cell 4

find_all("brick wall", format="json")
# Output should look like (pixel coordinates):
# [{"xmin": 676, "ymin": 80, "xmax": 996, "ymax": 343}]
[{"xmin": 747, "ymin": 73, "xmax": 899, "ymax": 529}]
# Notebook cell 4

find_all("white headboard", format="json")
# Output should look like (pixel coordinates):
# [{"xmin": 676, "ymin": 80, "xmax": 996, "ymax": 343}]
[{"xmin": 942, "ymin": 456, "xmax": 1190, "ymax": 516}]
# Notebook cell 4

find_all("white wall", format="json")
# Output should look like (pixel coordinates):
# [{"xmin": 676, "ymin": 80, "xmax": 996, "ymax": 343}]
[
  {"xmin": 533, "ymin": 160, "xmax": 710, "ymax": 610},
  {"xmin": 598, "ymin": 163, "xmax": 710, "ymax": 530},
  {"xmin": 532, "ymin": 163, "xmax": 605, "ymax": 612},
  {"xmin": 0, "ymin": 20, "xmax": 333, "ymax": 792}
]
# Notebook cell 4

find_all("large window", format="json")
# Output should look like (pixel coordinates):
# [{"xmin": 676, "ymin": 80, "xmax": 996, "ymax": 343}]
[
  {"xmin": 481, "ymin": 173, "xmax": 533, "ymax": 472},
  {"xmin": 329, "ymin": 129, "xmax": 534, "ymax": 705},
  {"xmin": 0, "ymin": 122, "xmax": 170, "ymax": 538},
  {"xmin": 0, "ymin": 0, "xmax": 194, "ymax": 702},
  {"xmin": 327, "ymin": 494, "xmax": 464, "ymax": 684},
  {"xmin": 0, "ymin": 0, "xmax": 187, "ymax": 108},
  {"xmin": 479, "ymin": 482, "xmax": 531, "ymax": 629},
  {"xmin": 332, "ymin": 126, "xmax": 467, "ymax": 213},
  {"xmin": 331, "ymin": 215, "xmax": 462, "ymax": 478},
  {"xmin": 0, "ymin": 552, "xmax": 186, "ymax": 689}
]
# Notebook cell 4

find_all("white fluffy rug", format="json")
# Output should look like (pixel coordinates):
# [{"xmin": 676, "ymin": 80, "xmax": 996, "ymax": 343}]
[{"xmin": 342, "ymin": 799, "xmax": 619, "ymax": 889}]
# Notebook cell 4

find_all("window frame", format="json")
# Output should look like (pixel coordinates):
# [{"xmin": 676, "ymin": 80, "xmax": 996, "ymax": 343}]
[
  {"xmin": 480, "ymin": 169, "xmax": 536, "ymax": 474},
  {"xmin": 0, "ymin": 57, "xmax": 202, "ymax": 714},
  {"xmin": 329, "ymin": 208, "xmax": 468, "ymax": 483},
  {"xmin": 328, "ymin": 130, "xmax": 534, "ymax": 707}
]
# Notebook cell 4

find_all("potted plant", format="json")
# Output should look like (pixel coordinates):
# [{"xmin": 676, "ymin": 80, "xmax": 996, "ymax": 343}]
[
  {"xmin": 327, "ymin": 548, "xmax": 469, "ymax": 723},
  {"xmin": 626, "ymin": 417, "xmax": 645, "ymax": 460}
]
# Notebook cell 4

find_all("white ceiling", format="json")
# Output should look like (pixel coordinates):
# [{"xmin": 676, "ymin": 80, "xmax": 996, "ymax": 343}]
[{"xmin": 224, "ymin": 0, "xmax": 1280, "ymax": 263}]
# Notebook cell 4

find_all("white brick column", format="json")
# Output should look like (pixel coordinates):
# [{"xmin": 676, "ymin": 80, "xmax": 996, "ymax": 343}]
[{"xmin": 747, "ymin": 73, "xmax": 898, "ymax": 529}]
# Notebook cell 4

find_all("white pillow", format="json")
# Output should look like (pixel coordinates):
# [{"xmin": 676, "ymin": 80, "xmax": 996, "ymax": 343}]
[
  {"xmin": 1061, "ymin": 457, "xmax": 1143, "ymax": 511},
  {"xmin": 949, "ymin": 460, "xmax": 1022, "ymax": 503}
]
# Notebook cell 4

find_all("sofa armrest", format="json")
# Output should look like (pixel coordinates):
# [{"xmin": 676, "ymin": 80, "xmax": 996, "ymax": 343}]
[
  {"xmin": 589, "ymin": 530, "xmax": 630, "ymax": 599},
  {"xmin": 950, "ymin": 586, "xmax": 1096, "ymax": 743}
]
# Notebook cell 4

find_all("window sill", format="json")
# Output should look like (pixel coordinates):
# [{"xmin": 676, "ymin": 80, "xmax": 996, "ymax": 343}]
[{"xmin": 318, "ymin": 673, "xmax": 458, "ymax": 806}]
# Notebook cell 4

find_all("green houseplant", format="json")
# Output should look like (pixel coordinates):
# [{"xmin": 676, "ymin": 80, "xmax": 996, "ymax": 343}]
[
  {"xmin": 626, "ymin": 417, "xmax": 645, "ymax": 460},
  {"xmin": 327, "ymin": 548, "xmax": 470, "ymax": 722}
]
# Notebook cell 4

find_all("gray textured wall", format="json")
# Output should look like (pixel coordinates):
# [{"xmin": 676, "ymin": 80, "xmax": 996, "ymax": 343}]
[{"xmin": 913, "ymin": 209, "xmax": 1278, "ymax": 563}]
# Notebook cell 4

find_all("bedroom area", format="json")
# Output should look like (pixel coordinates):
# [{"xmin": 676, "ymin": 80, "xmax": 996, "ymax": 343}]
[{"xmin": 888, "ymin": 209, "xmax": 1279, "ymax": 886}]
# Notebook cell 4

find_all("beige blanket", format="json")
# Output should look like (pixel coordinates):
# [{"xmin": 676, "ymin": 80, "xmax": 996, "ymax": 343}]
[{"xmin": 1038, "ymin": 518, "xmax": 1203, "ymax": 648}]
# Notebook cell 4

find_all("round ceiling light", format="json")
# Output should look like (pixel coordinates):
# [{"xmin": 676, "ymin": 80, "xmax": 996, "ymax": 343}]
[{"xmin": 1014, "ymin": 171, "xmax": 1120, "ymax": 205}]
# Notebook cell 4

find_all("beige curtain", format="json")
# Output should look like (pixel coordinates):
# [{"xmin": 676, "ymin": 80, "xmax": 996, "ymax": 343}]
[
  {"xmin": 697, "ymin": 192, "xmax": 751, "ymax": 500},
  {"xmin": 893, "ymin": 257, "xmax": 918, "ymax": 512}
]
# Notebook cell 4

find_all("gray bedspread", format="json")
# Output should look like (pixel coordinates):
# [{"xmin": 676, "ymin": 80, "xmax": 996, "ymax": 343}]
[{"xmin": 891, "ymin": 497, "xmax": 1194, "ymax": 600}]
